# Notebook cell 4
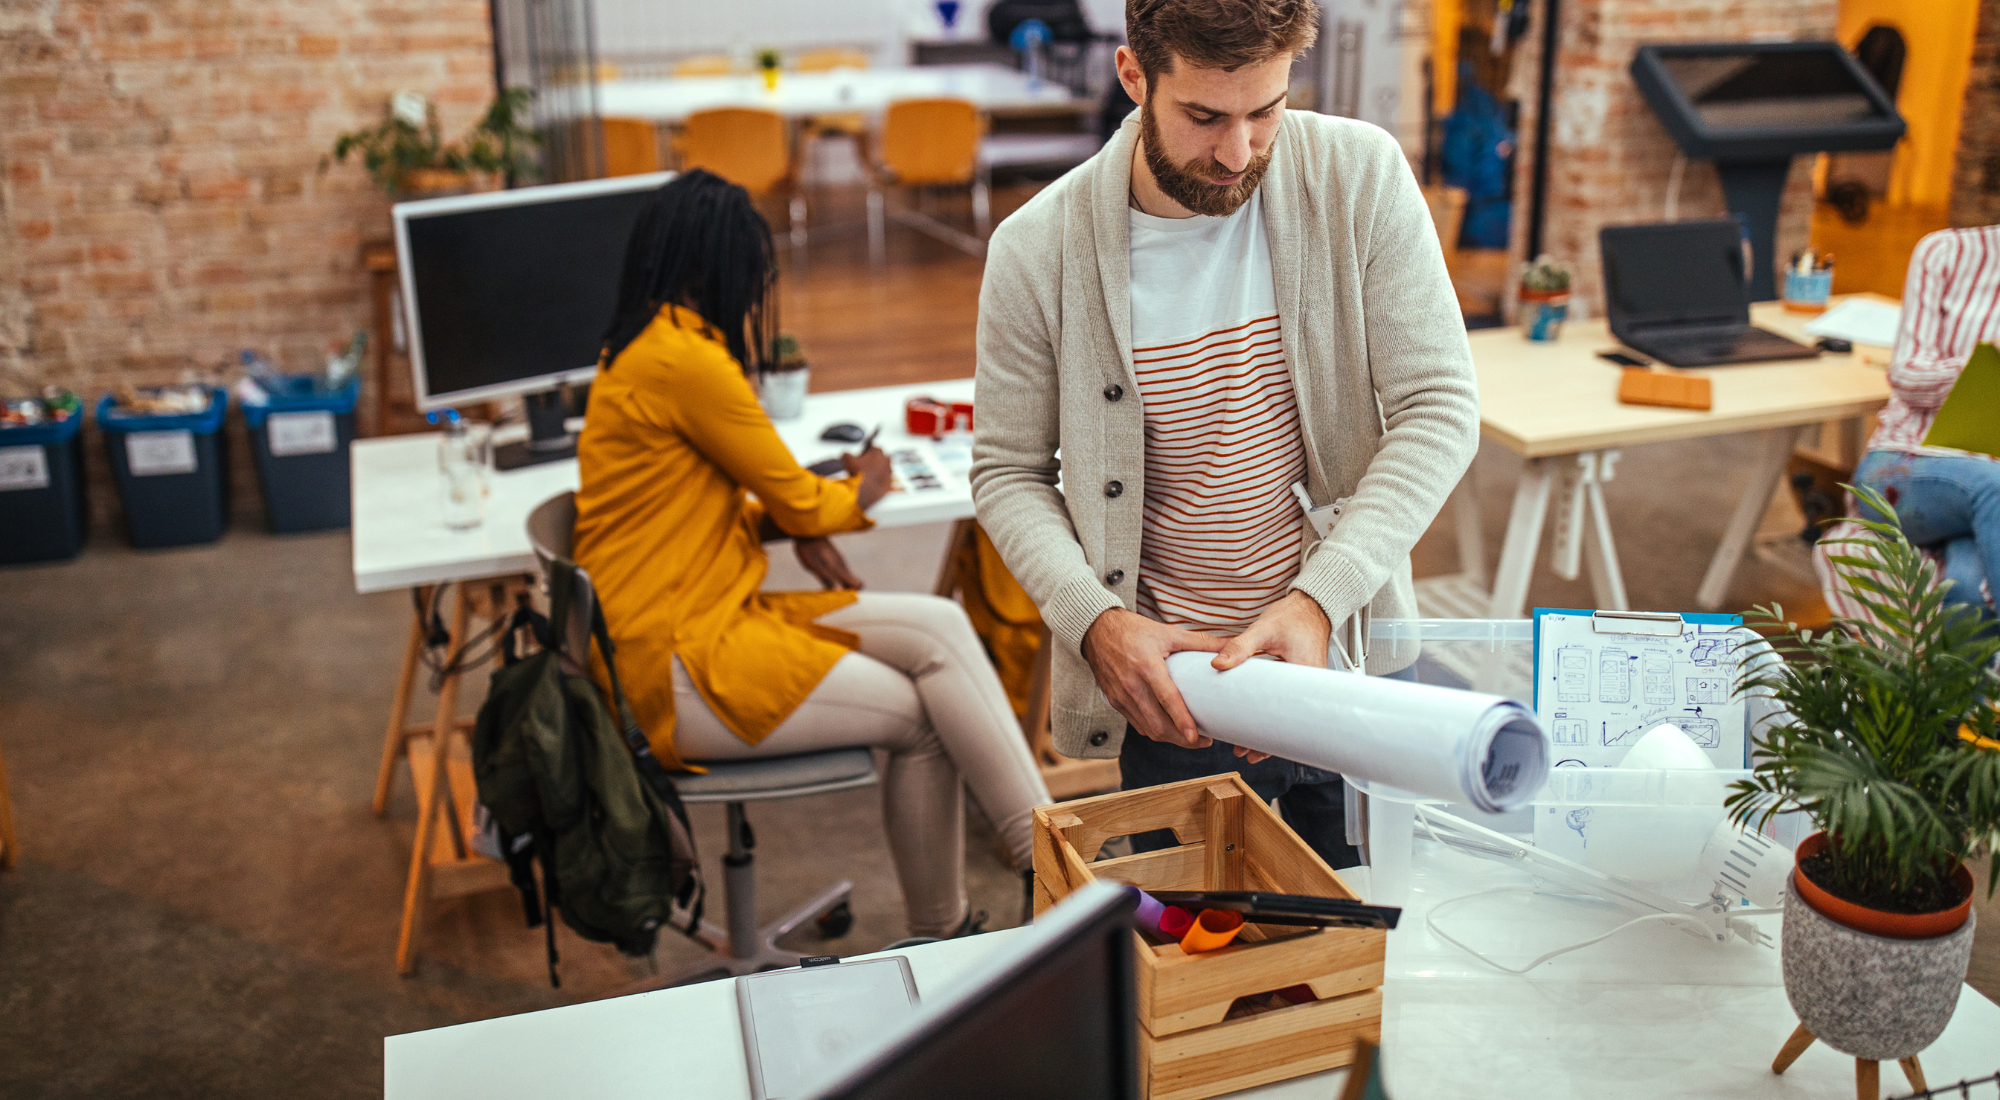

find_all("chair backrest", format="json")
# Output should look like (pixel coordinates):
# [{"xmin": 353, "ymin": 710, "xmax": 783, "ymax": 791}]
[
  {"xmin": 877, "ymin": 98, "xmax": 982, "ymax": 186},
  {"xmin": 1422, "ymin": 184, "xmax": 1468, "ymax": 259},
  {"xmin": 676, "ymin": 107, "xmax": 792, "ymax": 196},
  {"xmin": 525, "ymin": 491, "xmax": 595, "ymax": 674},
  {"xmin": 672, "ymin": 54, "xmax": 735, "ymax": 78},
  {"xmin": 601, "ymin": 117, "xmax": 663, "ymax": 178},
  {"xmin": 794, "ymin": 47, "xmax": 871, "ymax": 72}
]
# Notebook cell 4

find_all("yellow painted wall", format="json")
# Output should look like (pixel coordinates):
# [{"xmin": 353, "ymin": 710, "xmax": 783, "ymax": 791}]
[
  {"xmin": 1837, "ymin": 0, "xmax": 1978, "ymax": 209},
  {"xmin": 1434, "ymin": 0, "xmax": 1460, "ymax": 115}
]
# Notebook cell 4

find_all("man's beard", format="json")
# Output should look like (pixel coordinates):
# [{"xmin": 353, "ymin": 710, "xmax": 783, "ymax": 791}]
[{"xmin": 1139, "ymin": 98, "xmax": 1271, "ymax": 218}]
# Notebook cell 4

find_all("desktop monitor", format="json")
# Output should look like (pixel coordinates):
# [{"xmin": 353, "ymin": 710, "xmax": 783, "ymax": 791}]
[
  {"xmin": 1629, "ymin": 42, "xmax": 1903, "ymax": 161},
  {"xmin": 392, "ymin": 172, "xmax": 672, "ymax": 465},
  {"xmin": 804, "ymin": 880, "xmax": 1141, "ymax": 1100}
]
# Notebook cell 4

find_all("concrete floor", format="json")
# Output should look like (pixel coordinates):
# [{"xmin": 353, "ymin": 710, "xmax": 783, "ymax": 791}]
[{"xmin": 2, "ymin": 433, "xmax": 1996, "ymax": 1098}]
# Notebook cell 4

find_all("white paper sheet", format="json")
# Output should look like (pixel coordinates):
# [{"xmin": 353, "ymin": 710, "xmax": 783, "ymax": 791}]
[
  {"xmin": 1803, "ymin": 297, "xmax": 1902, "ymax": 348},
  {"xmin": 1165, "ymin": 653, "xmax": 1551, "ymax": 813}
]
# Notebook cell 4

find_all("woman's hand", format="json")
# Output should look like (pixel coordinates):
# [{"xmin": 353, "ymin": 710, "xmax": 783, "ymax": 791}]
[
  {"xmin": 842, "ymin": 445, "xmax": 895, "ymax": 511},
  {"xmin": 794, "ymin": 537, "xmax": 864, "ymax": 590}
]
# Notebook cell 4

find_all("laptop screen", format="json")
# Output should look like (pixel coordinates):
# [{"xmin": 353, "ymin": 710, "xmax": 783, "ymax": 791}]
[{"xmin": 1600, "ymin": 220, "xmax": 1750, "ymax": 331}]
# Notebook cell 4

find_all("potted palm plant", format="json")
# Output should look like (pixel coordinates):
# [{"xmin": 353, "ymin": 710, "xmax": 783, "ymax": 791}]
[
  {"xmin": 326, "ymin": 89, "xmax": 538, "ymax": 197},
  {"xmin": 1729, "ymin": 486, "xmax": 1998, "ymax": 1083}
]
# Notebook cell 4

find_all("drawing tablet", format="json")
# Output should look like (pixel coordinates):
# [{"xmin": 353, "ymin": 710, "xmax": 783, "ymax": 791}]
[{"xmin": 737, "ymin": 957, "xmax": 920, "ymax": 1100}]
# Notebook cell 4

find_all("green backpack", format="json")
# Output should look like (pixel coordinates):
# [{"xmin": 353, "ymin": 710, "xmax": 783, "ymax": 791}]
[{"xmin": 471, "ymin": 559, "xmax": 704, "ymax": 985}]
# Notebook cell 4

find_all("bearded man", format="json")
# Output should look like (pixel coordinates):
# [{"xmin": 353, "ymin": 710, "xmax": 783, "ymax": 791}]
[{"xmin": 970, "ymin": 0, "xmax": 1479, "ymax": 867}]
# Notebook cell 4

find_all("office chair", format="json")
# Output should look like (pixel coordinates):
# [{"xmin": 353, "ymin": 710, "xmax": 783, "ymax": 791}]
[
  {"xmin": 674, "ymin": 107, "xmax": 808, "ymax": 270},
  {"xmin": 600, "ymin": 117, "xmax": 663, "ymax": 178},
  {"xmin": 525, "ymin": 491, "xmax": 877, "ymax": 983},
  {"xmin": 866, "ymin": 97, "xmax": 990, "ymax": 266}
]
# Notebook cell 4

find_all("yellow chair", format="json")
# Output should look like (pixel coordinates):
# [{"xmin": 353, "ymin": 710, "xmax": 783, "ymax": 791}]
[
  {"xmin": 793, "ymin": 47, "xmax": 871, "ymax": 73},
  {"xmin": 601, "ymin": 117, "xmax": 663, "ymax": 178},
  {"xmin": 674, "ymin": 107, "xmax": 807, "ymax": 266},
  {"xmin": 866, "ymin": 98, "xmax": 989, "ymax": 265},
  {"xmin": 672, "ymin": 54, "xmax": 735, "ymax": 78}
]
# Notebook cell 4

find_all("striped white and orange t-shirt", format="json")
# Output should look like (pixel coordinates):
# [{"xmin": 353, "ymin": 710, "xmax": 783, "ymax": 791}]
[{"xmin": 1128, "ymin": 190, "xmax": 1308, "ymax": 634}]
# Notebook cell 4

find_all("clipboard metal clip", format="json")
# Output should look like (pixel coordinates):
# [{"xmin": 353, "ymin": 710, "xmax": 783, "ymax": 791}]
[{"xmin": 1590, "ymin": 610, "xmax": 1684, "ymax": 637}]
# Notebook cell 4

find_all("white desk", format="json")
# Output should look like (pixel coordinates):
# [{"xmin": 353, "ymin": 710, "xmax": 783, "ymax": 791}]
[
  {"xmin": 594, "ymin": 64, "xmax": 1077, "ymax": 124},
  {"xmin": 349, "ymin": 378, "xmax": 974, "ymax": 595},
  {"xmin": 384, "ymin": 848, "xmax": 2000, "ymax": 1099}
]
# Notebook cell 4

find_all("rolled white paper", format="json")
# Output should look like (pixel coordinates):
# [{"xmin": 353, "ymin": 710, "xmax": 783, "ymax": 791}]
[{"xmin": 1165, "ymin": 652, "xmax": 1551, "ymax": 813}]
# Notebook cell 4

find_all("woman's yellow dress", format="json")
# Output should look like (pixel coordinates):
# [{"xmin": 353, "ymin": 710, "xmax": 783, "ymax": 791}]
[{"xmin": 573, "ymin": 305, "xmax": 874, "ymax": 769}]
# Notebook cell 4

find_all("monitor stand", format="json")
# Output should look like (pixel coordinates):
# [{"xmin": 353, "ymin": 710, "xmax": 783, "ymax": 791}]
[
  {"xmin": 1715, "ymin": 156, "xmax": 1791, "ymax": 304},
  {"xmin": 494, "ymin": 388, "xmax": 577, "ymax": 471}
]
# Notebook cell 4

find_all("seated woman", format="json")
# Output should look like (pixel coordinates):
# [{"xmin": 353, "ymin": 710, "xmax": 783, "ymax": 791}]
[
  {"xmin": 573, "ymin": 170, "xmax": 1051, "ymax": 939},
  {"xmin": 1845, "ymin": 225, "xmax": 2000, "ymax": 621}
]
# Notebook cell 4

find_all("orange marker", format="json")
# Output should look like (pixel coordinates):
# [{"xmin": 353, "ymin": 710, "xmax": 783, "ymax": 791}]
[{"xmin": 1179, "ymin": 908, "xmax": 1246, "ymax": 953}]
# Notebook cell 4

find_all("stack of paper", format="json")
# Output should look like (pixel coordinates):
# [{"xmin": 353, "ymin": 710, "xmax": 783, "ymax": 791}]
[{"xmin": 1803, "ymin": 297, "xmax": 1902, "ymax": 348}]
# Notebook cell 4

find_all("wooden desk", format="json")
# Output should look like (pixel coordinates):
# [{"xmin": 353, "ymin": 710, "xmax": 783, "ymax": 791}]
[{"xmin": 1445, "ymin": 296, "xmax": 1895, "ymax": 618}]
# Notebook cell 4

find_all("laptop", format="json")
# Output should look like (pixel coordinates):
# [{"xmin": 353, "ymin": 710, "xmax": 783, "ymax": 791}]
[{"xmin": 1599, "ymin": 220, "xmax": 1820, "ymax": 368}]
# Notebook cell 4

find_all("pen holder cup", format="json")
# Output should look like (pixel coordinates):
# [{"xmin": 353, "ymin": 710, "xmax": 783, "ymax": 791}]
[
  {"xmin": 1782, "ymin": 267, "xmax": 1833, "ymax": 314},
  {"xmin": 1033, "ymin": 774, "xmax": 1386, "ymax": 1100}
]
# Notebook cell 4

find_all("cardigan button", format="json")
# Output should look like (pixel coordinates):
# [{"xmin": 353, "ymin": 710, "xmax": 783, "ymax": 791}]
[
  {"xmin": 1104, "ymin": 569, "xmax": 1124, "ymax": 586},
  {"xmin": 1089, "ymin": 730, "xmax": 1109, "ymax": 747},
  {"xmin": 1103, "ymin": 384, "xmax": 1124, "ymax": 402},
  {"xmin": 1104, "ymin": 480, "xmax": 1123, "ymax": 499}
]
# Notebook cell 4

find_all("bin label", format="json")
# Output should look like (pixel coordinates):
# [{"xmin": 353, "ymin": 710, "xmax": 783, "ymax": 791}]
[
  {"xmin": 268, "ymin": 411, "xmax": 337, "ymax": 457},
  {"xmin": 126, "ymin": 430, "xmax": 197, "ymax": 476},
  {"xmin": 0, "ymin": 445, "xmax": 49, "ymax": 491}
]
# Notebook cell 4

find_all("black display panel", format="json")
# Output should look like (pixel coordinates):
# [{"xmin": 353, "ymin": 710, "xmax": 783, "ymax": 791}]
[
  {"xmin": 1600, "ymin": 220, "xmax": 1749, "ymax": 330},
  {"xmin": 1631, "ymin": 42, "xmax": 1904, "ymax": 160},
  {"xmin": 398, "ymin": 177, "xmax": 661, "ymax": 407}
]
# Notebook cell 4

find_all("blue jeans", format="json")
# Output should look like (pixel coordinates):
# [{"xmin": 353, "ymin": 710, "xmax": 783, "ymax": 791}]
[
  {"xmin": 1116, "ymin": 664, "xmax": 1420, "ymax": 871},
  {"xmin": 1853, "ymin": 449, "xmax": 2000, "ymax": 618}
]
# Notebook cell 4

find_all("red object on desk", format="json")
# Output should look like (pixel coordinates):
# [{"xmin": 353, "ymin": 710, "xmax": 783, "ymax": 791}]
[
  {"xmin": 948, "ymin": 400, "xmax": 974, "ymax": 431},
  {"xmin": 906, "ymin": 397, "xmax": 948, "ymax": 437}
]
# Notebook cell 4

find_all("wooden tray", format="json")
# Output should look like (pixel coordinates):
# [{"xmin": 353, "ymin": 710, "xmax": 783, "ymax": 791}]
[{"xmin": 1032, "ymin": 774, "xmax": 1386, "ymax": 1100}]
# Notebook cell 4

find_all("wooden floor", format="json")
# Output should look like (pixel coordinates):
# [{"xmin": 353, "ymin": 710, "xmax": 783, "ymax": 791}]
[{"xmin": 776, "ymin": 182, "xmax": 1033, "ymax": 392}]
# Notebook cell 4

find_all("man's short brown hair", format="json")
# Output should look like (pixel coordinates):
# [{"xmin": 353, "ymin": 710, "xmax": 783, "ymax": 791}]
[{"xmin": 1125, "ymin": 0, "xmax": 1318, "ymax": 81}]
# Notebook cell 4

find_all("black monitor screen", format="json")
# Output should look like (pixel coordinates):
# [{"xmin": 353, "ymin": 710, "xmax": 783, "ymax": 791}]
[
  {"xmin": 817, "ymin": 890, "xmax": 1139, "ymax": 1100},
  {"xmin": 401, "ymin": 179, "xmax": 659, "ymax": 405},
  {"xmin": 1602, "ymin": 220, "xmax": 1748, "ymax": 326},
  {"xmin": 1658, "ymin": 50, "xmax": 1885, "ymax": 132}
]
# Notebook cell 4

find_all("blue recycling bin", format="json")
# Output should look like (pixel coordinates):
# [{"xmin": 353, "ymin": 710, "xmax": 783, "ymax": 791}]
[
  {"xmin": 242, "ymin": 376, "xmax": 359, "ymax": 533},
  {"xmin": 0, "ymin": 409, "xmax": 88, "ymax": 565},
  {"xmin": 96, "ymin": 388, "xmax": 230, "ymax": 549}
]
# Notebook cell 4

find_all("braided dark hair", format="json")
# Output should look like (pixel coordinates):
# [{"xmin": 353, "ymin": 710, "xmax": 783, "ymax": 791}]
[{"xmin": 601, "ymin": 169, "xmax": 777, "ymax": 374}]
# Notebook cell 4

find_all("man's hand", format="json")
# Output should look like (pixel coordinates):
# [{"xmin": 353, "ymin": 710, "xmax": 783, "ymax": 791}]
[
  {"xmin": 1081, "ymin": 609, "xmax": 1225, "ymax": 749},
  {"xmin": 1212, "ymin": 591, "xmax": 1333, "ymax": 762},
  {"xmin": 794, "ymin": 537, "xmax": 864, "ymax": 590}
]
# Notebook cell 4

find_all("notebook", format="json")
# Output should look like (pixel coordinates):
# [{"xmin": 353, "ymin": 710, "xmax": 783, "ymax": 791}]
[{"xmin": 1921, "ymin": 342, "xmax": 2000, "ymax": 458}]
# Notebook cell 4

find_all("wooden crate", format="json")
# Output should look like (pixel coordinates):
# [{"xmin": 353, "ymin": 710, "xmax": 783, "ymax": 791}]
[{"xmin": 1032, "ymin": 774, "xmax": 1386, "ymax": 1100}]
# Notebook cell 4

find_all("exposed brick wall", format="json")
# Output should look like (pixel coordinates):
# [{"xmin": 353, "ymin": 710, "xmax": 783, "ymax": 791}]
[
  {"xmin": 0, "ymin": 0, "xmax": 495, "ymax": 398},
  {"xmin": 1502, "ymin": 0, "xmax": 1839, "ymax": 321},
  {"xmin": 1952, "ymin": 0, "xmax": 2000, "ymax": 228}
]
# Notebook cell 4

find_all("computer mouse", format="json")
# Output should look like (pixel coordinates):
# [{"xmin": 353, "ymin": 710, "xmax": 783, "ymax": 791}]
[{"xmin": 819, "ymin": 422, "xmax": 866, "ymax": 443}]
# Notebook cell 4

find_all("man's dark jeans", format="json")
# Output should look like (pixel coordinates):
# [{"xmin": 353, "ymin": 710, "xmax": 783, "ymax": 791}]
[{"xmin": 1119, "ymin": 729, "xmax": 1361, "ymax": 868}]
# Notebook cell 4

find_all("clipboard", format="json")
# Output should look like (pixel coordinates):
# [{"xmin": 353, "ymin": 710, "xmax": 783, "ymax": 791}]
[
  {"xmin": 737, "ymin": 956, "xmax": 920, "ymax": 1100},
  {"xmin": 1921, "ymin": 341, "xmax": 2000, "ymax": 457},
  {"xmin": 1530, "ymin": 608, "xmax": 1749, "ymax": 769}
]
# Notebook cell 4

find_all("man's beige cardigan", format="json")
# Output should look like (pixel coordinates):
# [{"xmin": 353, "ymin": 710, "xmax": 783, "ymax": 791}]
[{"xmin": 971, "ymin": 109, "xmax": 1480, "ymax": 759}]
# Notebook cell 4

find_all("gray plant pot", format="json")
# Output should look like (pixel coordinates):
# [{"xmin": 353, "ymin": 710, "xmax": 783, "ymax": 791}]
[{"xmin": 1781, "ymin": 878, "xmax": 1976, "ymax": 1061}]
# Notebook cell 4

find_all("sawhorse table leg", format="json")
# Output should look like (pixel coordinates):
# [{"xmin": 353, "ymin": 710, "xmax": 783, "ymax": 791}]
[
  {"xmin": 1697, "ymin": 425, "xmax": 1808, "ymax": 611},
  {"xmin": 379, "ymin": 580, "xmax": 521, "ymax": 976},
  {"xmin": 1488, "ymin": 451, "xmax": 1632, "ymax": 619}
]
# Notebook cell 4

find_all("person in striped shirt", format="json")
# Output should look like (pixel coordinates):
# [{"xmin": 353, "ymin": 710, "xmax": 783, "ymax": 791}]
[
  {"xmin": 970, "ymin": 0, "xmax": 1479, "ymax": 870},
  {"xmin": 1843, "ymin": 225, "xmax": 2000, "ymax": 622}
]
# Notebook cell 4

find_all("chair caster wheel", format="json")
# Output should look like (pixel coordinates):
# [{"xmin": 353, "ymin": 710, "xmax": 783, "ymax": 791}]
[{"xmin": 816, "ymin": 901, "xmax": 854, "ymax": 939}]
